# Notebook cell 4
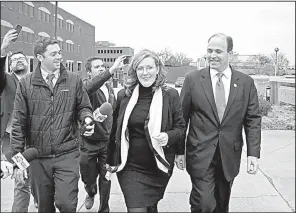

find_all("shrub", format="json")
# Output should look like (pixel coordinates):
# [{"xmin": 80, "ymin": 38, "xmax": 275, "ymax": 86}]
[
  {"xmin": 262, "ymin": 105, "xmax": 295, "ymax": 130},
  {"xmin": 258, "ymin": 95, "xmax": 272, "ymax": 116}
]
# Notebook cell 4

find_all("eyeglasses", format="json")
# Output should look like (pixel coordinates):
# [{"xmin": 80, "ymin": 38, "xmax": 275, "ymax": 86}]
[
  {"xmin": 136, "ymin": 66, "xmax": 157, "ymax": 73},
  {"xmin": 10, "ymin": 57, "xmax": 26, "ymax": 63}
]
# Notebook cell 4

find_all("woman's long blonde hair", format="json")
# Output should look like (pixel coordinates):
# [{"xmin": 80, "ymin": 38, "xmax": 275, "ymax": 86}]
[{"xmin": 124, "ymin": 49, "xmax": 167, "ymax": 96}]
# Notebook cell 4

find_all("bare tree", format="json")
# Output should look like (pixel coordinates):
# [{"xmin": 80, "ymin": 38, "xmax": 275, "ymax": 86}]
[
  {"xmin": 247, "ymin": 54, "xmax": 273, "ymax": 75},
  {"xmin": 229, "ymin": 51, "xmax": 240, "ymax": 63},
  {"xmin": 157, "ymin": 48, "xmax": 173, "ymax": 64},
  {"xmin": 174, "ymin": 52, "xmax": 187, "ymax": 65},
  {"xmin": 270, "ymin": 52, "xmax": 289, "ymax": 67}
]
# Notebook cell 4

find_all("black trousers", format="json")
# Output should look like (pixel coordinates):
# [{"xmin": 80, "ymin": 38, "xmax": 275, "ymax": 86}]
[
  {"xmin": 79, "ymin": 138, "xmax": 111, "ymax": 212},
  {"xmin": 189, "ymin": 144, "xmax": 234, "ymax": 213},
  {"xmin": 30, "ymin": 150, "xmax": 80, "ymax": 213}
]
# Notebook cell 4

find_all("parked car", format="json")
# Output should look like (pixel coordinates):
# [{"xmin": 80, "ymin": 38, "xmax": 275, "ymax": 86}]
[{"xmin": 174, "ymin": 77, "xmax": 185, "ymax": 87}]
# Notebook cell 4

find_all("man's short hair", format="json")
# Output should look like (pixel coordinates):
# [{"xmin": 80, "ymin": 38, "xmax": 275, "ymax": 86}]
[
  {"xmin": 8, "ymin": 50, "xmax": 26, "ymax": 66},
  {"xmin": 33, "ymin": 37, "xmax": 59, "ymax": 58},
  {"xmin": 85, "ymin": 57, "xmax": 104, "ymax": 72},
  {"xmin": 208, "ymin": 33, "xmax": 233, "ymax": 53}
]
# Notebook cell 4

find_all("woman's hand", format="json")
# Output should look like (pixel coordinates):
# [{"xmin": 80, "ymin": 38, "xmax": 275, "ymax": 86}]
[{"xmin": 152, "ymin": 132, "xmax": 168, "ymax": 146}]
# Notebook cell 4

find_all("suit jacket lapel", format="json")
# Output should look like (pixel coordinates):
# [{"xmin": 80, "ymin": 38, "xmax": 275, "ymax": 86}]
[
  {"xmin": 200, "ymin": 67, "xmax": 219, "ymax": 123},
  {"xmin": 222, "ymin": 69, "xmax": 240, "ymax": 121}
]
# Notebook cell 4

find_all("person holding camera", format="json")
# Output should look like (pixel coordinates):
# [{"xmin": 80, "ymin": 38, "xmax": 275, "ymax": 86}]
[
  {"xmin": 79, "ymin": 56, "xmax": 127, "ymax": 212},
  {"xmin": 106, "ymin": 49, "xmax": 186, "ymax": 212},
  {"xmin": 0, "ymin": 29, "xmax": 38, "ymax": 212}
]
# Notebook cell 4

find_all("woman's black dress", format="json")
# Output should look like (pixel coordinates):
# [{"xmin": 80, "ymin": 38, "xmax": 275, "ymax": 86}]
[{"xmin": 117, "ymin": 84, "xmax": 170, "ymax": 208}]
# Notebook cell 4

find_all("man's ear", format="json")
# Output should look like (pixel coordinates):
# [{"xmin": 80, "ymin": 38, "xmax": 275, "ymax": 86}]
[{"xmin": 36, "ymin": 54, "xmax": 43, "ymax": 63}]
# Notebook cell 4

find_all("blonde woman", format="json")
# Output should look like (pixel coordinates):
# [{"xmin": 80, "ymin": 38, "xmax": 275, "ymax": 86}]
[{"xmin": 107, "ymin": 49, "xmax": 186, "ymax": 212}]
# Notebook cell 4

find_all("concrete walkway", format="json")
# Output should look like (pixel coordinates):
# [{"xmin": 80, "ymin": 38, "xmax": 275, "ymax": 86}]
[{"xmin": 1, "ymin": 130, "xmax": 294, "ymax": 212}]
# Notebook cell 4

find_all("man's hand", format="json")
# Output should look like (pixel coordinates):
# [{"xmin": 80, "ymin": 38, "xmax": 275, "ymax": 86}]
[
  {"xmin": 11, "ymin": 168, "xmax": 28, "ymax": 184},
  {"xmin": 247, "ymin": 156, "xmax": 259, "ymax": 174},
  {"xmin": 82, "ymin": 117, "xmax": 95, "ymax": 137},
  {"xmin": 175, "ymin": 155, "xmax": 186, "ymax": 170},
  {"xmin": 152, "ymin": 132, "xmax": 168, "ymax": 146},
  {"xmin": 109, "ymin": 55, "xmax": 129, "ymax": 75},
  {"xmin": 93, "ymin": 108, "xmax": 108, "ymax": 122},
  {"xmin": 1, "ymin": 29, "xmax": 18, "ymax": 57},
  {"xmin": 1, "ymin": 160, "xmax": 13, "ymax": 179}
]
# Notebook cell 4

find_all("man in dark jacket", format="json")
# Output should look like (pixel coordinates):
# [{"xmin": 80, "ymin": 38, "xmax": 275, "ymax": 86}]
[
  {"xmin": 1, "ymin": 29, "xmax": 37, "ymax": 212},
  {"xmin": 80, "ymin": 56, "xmax": 126, "ymax": 212},
  {"xmin": 10, "ymin": 37, "xmax": 95, "ymax": 213}
]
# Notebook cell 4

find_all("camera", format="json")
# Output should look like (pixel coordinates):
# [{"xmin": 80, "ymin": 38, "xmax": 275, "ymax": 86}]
[
  {"xmin": 12, "ymin": 24, "xmax": 22, "ymax": 42},
  {"xmin": 123, "ymin": 56, "xmax": 132, "ymax": 65}
]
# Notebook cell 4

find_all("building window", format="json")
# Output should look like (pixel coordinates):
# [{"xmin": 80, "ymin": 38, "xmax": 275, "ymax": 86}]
[
  {"xmin": 77, "ymin": 61, "xmax": 82, "ymax": 72},
  {"xmin": 78, "ymin": 27, "xmax": 81, "ymax": 36},
  {"xmin": 38, "ymin": 7, "xmax": 51, "ymax": 23},
  {"xmin": 6, "ymin": 2, "xmax": 13, "ymax": 9},
  {"xmin": 104, "ymin": 50, "xmax": 106, "ymax": 54},
  {"xmin": 22, "ymin": 31, "xmax": 28, "ymax": 43},
  {"xmin": 47, "ymin": 14, "xmax": 50, "ymax": 23},
  {"xmin": 107, "ymin": 50, "xmax": 110, "ymax": 54},
  {"xmin": 29, "ymin": 6, "xmax": 34, "ymax": 17},
  {"xmin": 117, "ymin": 50, "xmax": 119, "ymax": 54},
  {"xmin": 38, "ymin": 9, "xmax": 41, "ymax": 20},
  {"xmin": 66, "ymin": 61, "xmax": 74, "ymax": 72},
  {"xmin": 66, "ymin": 20, "xmax": 74, "ymax": 32},
  {"xmin": 120, "ymin": 50, "xmax": 122, "ymax": 54},
  {"xmin": 78, "ymin": 45, "xmax": 81, "ymax": 53},
  {"xmin": 59, "ymin": 18, "xmax": 63, "ymax": 28},
  {"xmin": 18, "ymin": 2, "xmax": 22, "ymax": 12},
  {"xmin": 23, "ymin": 3, "xmax": 28, "ymax": 15}
]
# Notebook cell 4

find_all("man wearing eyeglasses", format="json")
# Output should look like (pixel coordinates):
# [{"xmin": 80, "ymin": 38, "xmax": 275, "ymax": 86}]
[{"xmin": 0, "ymin": 29, "xmax": 37, "ymax": 212}]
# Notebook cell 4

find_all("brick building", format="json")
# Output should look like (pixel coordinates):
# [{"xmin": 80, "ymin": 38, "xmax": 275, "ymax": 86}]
[{"xmin": 1, "ymin": 1, "xmax": 95, "ymax": 78}]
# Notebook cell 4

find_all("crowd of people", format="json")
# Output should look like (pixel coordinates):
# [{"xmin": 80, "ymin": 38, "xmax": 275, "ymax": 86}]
[{"xmin": 1, "ymin": 29, "xmax": 261, "ymax": 213}]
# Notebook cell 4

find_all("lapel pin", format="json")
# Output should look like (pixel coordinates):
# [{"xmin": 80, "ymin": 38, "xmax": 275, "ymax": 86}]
[{"xmin": 234, "ymin": 83, "xmax": 237, "ymax": 88}]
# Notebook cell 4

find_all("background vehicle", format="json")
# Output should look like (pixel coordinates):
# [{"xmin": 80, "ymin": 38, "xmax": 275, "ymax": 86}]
[{"xmin": 174, "ymin": 77, "xmax": 185, "ymax": 87}]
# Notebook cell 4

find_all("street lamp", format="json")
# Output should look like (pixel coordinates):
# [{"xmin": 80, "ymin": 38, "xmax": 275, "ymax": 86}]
[{"xmin": 274, "ymin": 47, "xmax": 279, "ymax": 76}]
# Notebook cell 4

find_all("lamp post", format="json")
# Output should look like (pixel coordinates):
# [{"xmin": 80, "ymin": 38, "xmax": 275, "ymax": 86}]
[{"xmin": 274, "ymin": 47, "xmax": 279, "ymax": 76}]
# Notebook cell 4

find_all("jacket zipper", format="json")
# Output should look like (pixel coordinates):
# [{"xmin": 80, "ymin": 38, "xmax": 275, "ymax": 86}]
[{"xmin": 50, "ymin": 91, "xmax": 55, "ymax": 157}]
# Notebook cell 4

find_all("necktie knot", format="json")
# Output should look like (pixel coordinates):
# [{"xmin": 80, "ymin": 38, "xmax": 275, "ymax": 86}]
[
  {"xmin": 216, "ymin": 72, "xmax": 224, "ymax": 79},
  {"xmin": 47, "ymin": 74, "xmax": 55, "ymax": 82},
  {"xmin": 46, "ymin": 74, "xmax": 55, "ymax": 92}
]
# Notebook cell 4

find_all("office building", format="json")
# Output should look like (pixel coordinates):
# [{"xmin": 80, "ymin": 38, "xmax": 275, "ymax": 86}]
[{"xmin": 96, "ymin": 41, "xmax": 134, "ymax": 83}]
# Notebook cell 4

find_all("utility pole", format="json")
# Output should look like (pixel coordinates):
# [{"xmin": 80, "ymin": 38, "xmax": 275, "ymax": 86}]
[{"xmin": 54, "ymin": 1, "xmax": 58, "ymax": 39}]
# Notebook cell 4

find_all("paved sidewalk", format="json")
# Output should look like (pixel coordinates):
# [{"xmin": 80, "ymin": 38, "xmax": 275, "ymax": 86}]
[{"xmin": 1, "ymin": 130, "xmax": 295, "ymax": 212}]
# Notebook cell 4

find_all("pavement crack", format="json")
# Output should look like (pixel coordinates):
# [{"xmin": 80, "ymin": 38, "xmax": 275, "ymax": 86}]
[
  {"xmin": 259, "ymin": 167, "xmax": 295, "ymax": 212},
  {"xmin": 231, "ymin": 195, "xmax": 279, "ymax": 198},
  {"xmin": 267, "ymin": 142, "xmax": 293, "ymax": 154},
  {"xmin": 242, "ymin": 149, "xmax": 295, "ymax": 212}
]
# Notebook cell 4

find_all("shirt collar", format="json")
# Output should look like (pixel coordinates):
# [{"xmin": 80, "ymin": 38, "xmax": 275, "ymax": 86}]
[
  {"xmin": 40, "ymin": 66, "xmax": 60, "ymax": 81},
  {"xmin": 210, "ymin": 66, "xmax": 232, "ymax": 80}
]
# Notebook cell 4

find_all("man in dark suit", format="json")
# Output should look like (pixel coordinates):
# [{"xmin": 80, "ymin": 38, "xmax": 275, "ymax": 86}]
[
  {"xmin": 177, "ymin": 33, "xmax": 261, "ymax": 213},
  {"xmin": 0, "ymin": 29, "xmax": 37, "ymax": 212}
]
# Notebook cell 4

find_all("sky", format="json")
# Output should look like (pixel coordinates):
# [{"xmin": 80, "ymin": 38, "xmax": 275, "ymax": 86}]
[{"xmin": 58, "ymin": 2, "xmax": 295, "ymax": 65}]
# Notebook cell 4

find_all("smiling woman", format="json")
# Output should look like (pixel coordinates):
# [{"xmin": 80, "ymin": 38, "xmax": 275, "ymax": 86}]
[{"xmin": 106, "ymin": 49, "xmax": 186, "ymax": 212}]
